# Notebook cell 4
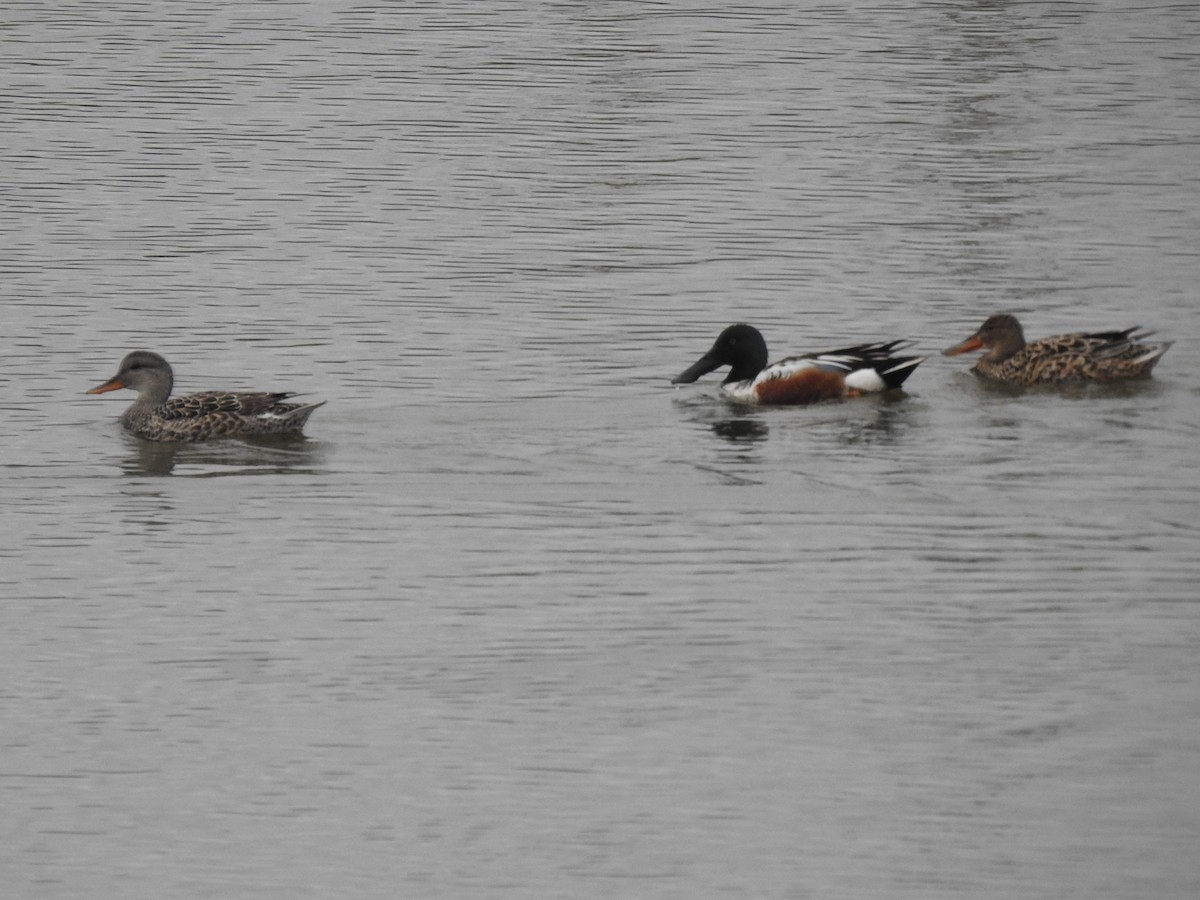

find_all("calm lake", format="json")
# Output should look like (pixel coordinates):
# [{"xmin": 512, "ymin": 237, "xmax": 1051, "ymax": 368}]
[{"xmin": 3, "ymin": 1, "xmax": 1199, "ymax": 897}]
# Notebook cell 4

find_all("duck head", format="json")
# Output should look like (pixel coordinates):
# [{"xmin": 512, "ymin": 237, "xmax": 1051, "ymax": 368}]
[{"xmin": 672, "ymin": 324, "xmax": 769, "ymax": 385}]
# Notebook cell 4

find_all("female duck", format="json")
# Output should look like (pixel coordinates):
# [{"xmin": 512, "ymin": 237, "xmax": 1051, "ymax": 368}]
[
  {"xmin": 943, "ymin": 314, "xmax": 1171, "ymax": 386},
  {"xmin": 87, "ymin": 351, "xmax": 324, "ymax": 442}
]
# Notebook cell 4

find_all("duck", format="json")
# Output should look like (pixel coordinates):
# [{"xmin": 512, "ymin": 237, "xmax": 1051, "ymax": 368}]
[
  {"xmin": 942, "ymin": 314, "xmax": 1171, "ymax": 385},
  {"xmin": 671, "ymin": 323, "xmax": 925, "ymax": 404},
  {"xmin": 87, "ymin": 351, "xmax": 324, "ymax": 442}
]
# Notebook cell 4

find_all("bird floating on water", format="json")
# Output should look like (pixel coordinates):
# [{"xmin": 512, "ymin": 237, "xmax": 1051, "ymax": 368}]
[
  {"xmin": 87, "ymin": 351, "xmax": 324, "ymax": 442},
  {"xmin": 672, "ymin": 323, "xmax": 925, "ymax": 404},
  {"xmin": 943, "ymin": 314, "xmax": 1171, "ymax": 386}
]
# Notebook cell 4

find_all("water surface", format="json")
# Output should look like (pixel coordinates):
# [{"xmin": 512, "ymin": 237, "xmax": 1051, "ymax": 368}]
[{"xmin": 3, "ymin": 1, "xmax": 1199, "ymax": 897}]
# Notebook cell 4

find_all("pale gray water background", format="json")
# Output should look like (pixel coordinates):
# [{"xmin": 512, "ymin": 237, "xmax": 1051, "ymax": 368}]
[{"xmin": 3, "ymin": 1, "xmax": 1199, "ymax": 897}]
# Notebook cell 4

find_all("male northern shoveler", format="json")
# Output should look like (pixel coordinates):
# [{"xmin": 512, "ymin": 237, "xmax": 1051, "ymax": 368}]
[
  {"xmin": 942, "ymin": 314, "xmax": 1171, "ymax": 386},
  {"xmin": 671, "ymin": 323, "xmax": 925, "ymax": 404},
  {"xmin": 87, "ymin": 350, "xmax": 324, "ymax": 442}
]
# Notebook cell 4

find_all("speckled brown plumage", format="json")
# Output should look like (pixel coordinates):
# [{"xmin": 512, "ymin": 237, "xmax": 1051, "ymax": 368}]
[
  {"xmin": 87, "ymin": 351, "xmax": 324, "ymax": 442},
  {"xmin": 943, "ymin": 314, "xmax": 1171, "ymax": 386}
]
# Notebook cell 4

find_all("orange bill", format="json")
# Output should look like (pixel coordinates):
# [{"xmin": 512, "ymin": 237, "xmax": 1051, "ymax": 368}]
[
  {"xmin": 942, "ymin": 334, "xmax": 984, "ymax": 357},
  {"xmin": 86, "ymin": 377, "xmax": 126, "ymax": 395}
]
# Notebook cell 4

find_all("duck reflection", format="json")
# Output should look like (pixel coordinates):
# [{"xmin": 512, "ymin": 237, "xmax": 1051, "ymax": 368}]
[
  {"xmin": 711, "ymin": 417, "xmax": 770, "ymax": 443},
  {"xmin": 833, "ymin": 394, "xmax": 920, "ymax": 447},
  {"xmin": 123, "ymin": 434, "xmax": 326, "ymax": 477},
  {"xmin": 673, "ymin": 393, "xmax": 771, "ymax": 445},
  {"xmin": 677, "ymin": 390, "xmax": 920, "ymax": 448}
]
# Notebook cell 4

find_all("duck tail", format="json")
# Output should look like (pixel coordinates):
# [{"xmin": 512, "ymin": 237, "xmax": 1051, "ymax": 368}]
[
  {"xmin": 877, "ymin": 355, "xmax": 926, "ymax": 389},
  {"xmin": 277, "ymin": 400, "xmax": 326, "ymax": 429},
  {"xmin": 1131, "ymin": 342, "xmax": 1172, "ymax": 369}
]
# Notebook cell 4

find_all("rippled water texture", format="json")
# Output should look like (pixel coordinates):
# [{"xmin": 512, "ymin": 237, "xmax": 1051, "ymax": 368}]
[{"xmin": 3, "ymin": 1, "xmax": 1199, "ymax": 897}]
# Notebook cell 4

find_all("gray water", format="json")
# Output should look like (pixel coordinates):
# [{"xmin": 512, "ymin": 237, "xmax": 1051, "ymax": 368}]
[{"xmin": 3, "ymin": 1, "xmax": 1199, "ymax": 897}]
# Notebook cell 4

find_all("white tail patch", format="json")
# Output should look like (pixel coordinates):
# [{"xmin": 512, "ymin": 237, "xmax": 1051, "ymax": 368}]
[{"xmin": 844, "ymin": 368, "xmax": 886, "ymax": 392}]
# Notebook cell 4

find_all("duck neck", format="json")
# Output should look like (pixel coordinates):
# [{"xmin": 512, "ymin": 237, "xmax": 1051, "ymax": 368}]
[
  {"xmin": 724, "ymin": 359, "xmax": 765, "ymax": 384},
  {"xmin": 127, "ymin": 372, "xmax": 174, "ymax": 411}
]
